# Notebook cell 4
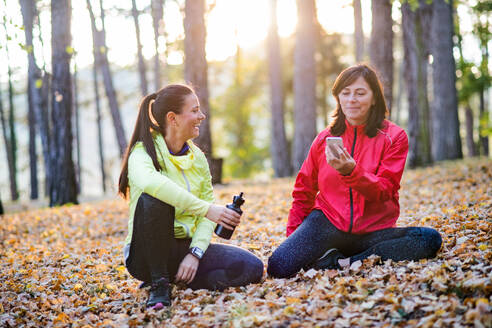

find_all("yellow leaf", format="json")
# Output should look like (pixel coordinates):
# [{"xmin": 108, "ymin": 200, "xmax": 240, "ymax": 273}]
[
  {"xmin": 116, "ymin": 265, "xmax": 126, "ymax": 273},
  {"xmin": 478, "ymin": 244, "xmax": 487, "ymax": 251},
  {"xmin": 286, "ymin": 297, "xmax": 300, "ymax": 305},
  {"xmin": 65, "ymin": 46, "xmax": 74, "ymax": 54},
  {"xmin": 62, "ymin": 254, "xmax": 70, "ymax": 260},
  {"xmin": 283, "ymin": 306, "xmax": 295, "ymax": 315},
  {"xmin": 74, "ymin": 283, "xmax": 83, "ymax": 291},
  {"xmin": 35, "ymin": 79, "xmax": 43, "ymax": 89},
  {"xmin": 476, "ymin": 298, "xmax": 489, "ymax": 306}
]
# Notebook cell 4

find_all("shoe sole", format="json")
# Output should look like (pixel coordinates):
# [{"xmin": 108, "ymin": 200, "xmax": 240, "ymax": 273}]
[{"xmin": 150, "ymin": 302, "xmax": 164, "ymax": 310}]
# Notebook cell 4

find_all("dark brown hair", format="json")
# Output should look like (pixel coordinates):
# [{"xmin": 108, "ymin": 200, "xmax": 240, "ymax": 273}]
[
  {"xmin": 329, "ymin": 64, "xmax": 389, "ymax": 137},
  {"xmin": 118, "ymin": 84, "xmax": 195, "ymax": 198}
]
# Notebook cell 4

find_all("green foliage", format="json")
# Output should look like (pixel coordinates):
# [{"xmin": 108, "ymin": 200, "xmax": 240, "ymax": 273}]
[{"xmin": 211, "ymin": 54, "xmax": 269, "ymax": 178}]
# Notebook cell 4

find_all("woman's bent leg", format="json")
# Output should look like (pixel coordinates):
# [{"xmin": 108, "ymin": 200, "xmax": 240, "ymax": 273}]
[
  {"xmin": 188, "ymin": 244, "xmax": 263, "ymax": 291},
  {"xmin": 267, "ymin": 210, "xmax": 347, "ymax": 278},
  {"xmin": 349, "ymin": 227, "xmax": 442, "ymax": 264},
  {"xmin": 126, "ymin": 193, "xmax": 175, "ymax": 283}
]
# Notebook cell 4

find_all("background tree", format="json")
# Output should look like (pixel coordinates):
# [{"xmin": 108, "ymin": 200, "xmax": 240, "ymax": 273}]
[
  {"xmin": 20, "ymin": 0, "xmax": 52, "ymax": 197},
  {"xmin": 49, "ymin": 0, "xmax": 77, "ymax": 206},
  {"xmin": 292, "ymin": 0, "xmax": 317, "ymax": 172},
  {"xmin": 151, "ymin": 0, "xmax": 165, "ymax": 91},
  {"xmin": 72, "ymin": 61, "xmax": 81, "ymax": 193},
  {"xmin": 131, "ymin": 0, "xmax": 148, "ymax": 96},
  {"xmin": 1, "ymin": 9, "xmax": 19, "ymax": 201},
  {"xmin": 87, "ymin": 0, "xmax": 127, "ymax": 157},
  {"xmin": 370, "ymin": 0, "xmax": 394, "ymax": 112},
  {"xmin": 402, "ymin": 0, "xmax": 432, "ymax": 167},
  {"xmin": 0, "ymin": 86, "xmax": 17, "ymax": 201},
  {"xmin": 353, "ymin": 0, "xmax": 364, "ymax": 62},
  {"xmin": 183, "ymin": 0, "xmax": 212, "ymax": 156},
  {"xmin": 267, "ymin": 0, "xmax": 291, "ymax": 177},
  {"xmin": 430, "ymin": 0, "xmax": 462, "ymax": 161}
]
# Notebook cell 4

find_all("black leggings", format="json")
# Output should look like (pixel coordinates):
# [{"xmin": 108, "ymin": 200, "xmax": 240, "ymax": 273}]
[
  {"xmin": 268, "ymin": 209, "xmax": 442, "ymax": 278},
  {"xmin": 126, "ymin": 194, "xmax": 263, "ymax": 290}
]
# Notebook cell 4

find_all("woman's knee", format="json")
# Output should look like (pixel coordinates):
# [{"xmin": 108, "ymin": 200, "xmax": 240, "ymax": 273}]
[
  {"xmin": 137, "ymin": 193, "xmax": 174, "ymax": 221},
  {"xmin": 416, "ymin": 227, "xmax": 442, "ymax": 257}
]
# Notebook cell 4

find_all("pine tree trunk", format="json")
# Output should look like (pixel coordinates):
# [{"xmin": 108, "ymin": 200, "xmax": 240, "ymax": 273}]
[
  {"xmin": 0, "ymin": 87, "xmax": 17, "ymax": 201},
  {"xmin": 151, "ymin": 0, "xmax": 164, "ymax": 91},
  {"xmin": 430, "ymin": 0, "xmax": 462, "ymax": 161},
  {"xmin": 0, "ymin": 194, "xmax": 3, "ymax": 215},
  {"xmin": 353, "ymin": 0, "xmax": 364, "ymax": 62},
  {"xmin": 1, "ymin": 18, "xmax": 19, "ymax": 200},
  {"xmin": 28, "ymin": 82, "xmax": 39, "ymax": 199},
  {"xmin": 73, "ymin": 64, "xmax": 81, "ymax": 193},
  {"xmin": 402, "ymin": 2, "xmax": 432, "ymax": 168},
  {"xmin": 6, "ymin": 55, "xmax": 18, "ymax": 201},
  {"xmin": 292, "ymin": 0, "xmax": 317, "ymax": 172},
  {"xmin": 131, "ymin": 0, "xmax": 148, "ymax": 96},
  {"xmin": 370, "ymin": 0, "xmax": 393, "ymax": 112},
  {"xmin": 268, "ymin": 0, "xmax": 291, "ymax": 177},
  {"xmin": 50, "ymin": 0, "xmax": 78, "ymax": 206},
  {"xmin": 86, "ymin": 0, "xmax": 127, "ymax": 156},
  {"xmin": 91, "ymin": 39, "xmax": 107, "ymax": 193},
  {"xmin": 184, "ymin": 0, "xmax": 212, "ymax": 156},
  {"xmin": 465, "ymin": 106, "xmax": 477, "ymax": 157},
  {"xmin": 479, "ymin": 88, "xmax": 489, "ymax": 156}
]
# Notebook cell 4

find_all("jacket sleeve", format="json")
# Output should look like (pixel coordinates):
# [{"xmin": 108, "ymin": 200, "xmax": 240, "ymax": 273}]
[
  {"xmin": 190, "ymin": 151, "xmax": 216, "ymax": 252},
  {"xmin": 340, "ymin": 130, "xmax": 408, "ymax": 201},
  {"xmin": 128, "ymin": 142, "xmax": 211, "ymax": 217},
  {"xmin": 286, "ymin": 136, "xmax": 321, "ymax": 237}
]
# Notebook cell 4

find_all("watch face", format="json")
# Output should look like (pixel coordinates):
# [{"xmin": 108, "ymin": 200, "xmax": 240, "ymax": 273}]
[{"xmin": 191, "ymin": 247, "xmax": 203, "ymax": 259}]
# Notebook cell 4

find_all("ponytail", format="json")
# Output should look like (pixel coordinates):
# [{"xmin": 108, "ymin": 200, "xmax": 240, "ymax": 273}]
[{"xmin": 118, "ymin": 93, "xmax": 162, "ymax": 198}]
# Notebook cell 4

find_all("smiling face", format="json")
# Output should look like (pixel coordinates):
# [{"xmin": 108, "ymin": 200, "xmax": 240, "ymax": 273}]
[
  {"xmin": 338, "ymin": 76, "xmax": 375, "ymax": 126},
  {"xmin": 174, "ymin": 93, "xmax": 205, "ymax": 140}
]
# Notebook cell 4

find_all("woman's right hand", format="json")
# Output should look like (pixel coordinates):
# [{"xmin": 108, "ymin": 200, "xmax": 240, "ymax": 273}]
[{"xmin": 206, "ymin": 204, "xmax": 241, "ymax": 229}]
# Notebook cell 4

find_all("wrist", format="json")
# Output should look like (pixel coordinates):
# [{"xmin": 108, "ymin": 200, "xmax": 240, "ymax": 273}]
[{"xmin": 189, "ymin": 246, "xmax": 204, "ymax": 260}]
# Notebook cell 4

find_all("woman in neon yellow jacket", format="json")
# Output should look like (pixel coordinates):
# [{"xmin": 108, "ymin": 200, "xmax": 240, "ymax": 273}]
[{"xmin": 118, "ymin": 84, "xmax": 263, "ymax": 309}]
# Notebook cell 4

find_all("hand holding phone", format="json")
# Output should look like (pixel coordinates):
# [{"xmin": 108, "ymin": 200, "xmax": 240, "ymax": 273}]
[{"xmin": 325, "ymin": 137, "xmax": 344, "ymax": 159}]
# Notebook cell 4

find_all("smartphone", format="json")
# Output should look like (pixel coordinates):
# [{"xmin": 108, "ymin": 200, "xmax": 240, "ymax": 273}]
[{"xmin": 325, "ymin": 137, "xmax": 344, "ymax": 158}]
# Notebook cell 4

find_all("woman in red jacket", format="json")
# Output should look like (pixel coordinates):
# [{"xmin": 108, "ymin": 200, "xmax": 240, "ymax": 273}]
[{"xmin": 267, "ymin": 64, "xmax": 442, "ymax": 278}]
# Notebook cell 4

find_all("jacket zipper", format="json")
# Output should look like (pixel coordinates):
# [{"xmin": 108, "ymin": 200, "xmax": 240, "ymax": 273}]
[
  {"xmin": 174, "ymin": 169, "xmax": 191, "ymax": 238},
  {"xmin": 348, "ymin": 127, "xmax": 357, "ymax": 233}
]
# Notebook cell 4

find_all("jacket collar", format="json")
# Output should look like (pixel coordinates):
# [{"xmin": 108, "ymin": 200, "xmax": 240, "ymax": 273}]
[
  {"xmin": 154, "ymin": 132, "xmax": 194, "ymax": 170},
  {"xmin": 345, "ymin": 119, "xmax": 366, "ymax": 136}
]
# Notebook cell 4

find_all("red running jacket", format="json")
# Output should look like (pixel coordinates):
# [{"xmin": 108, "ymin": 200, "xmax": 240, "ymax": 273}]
[{"xmin": 286, "ymin": 119, "xmax": 409, "ymax": 236}]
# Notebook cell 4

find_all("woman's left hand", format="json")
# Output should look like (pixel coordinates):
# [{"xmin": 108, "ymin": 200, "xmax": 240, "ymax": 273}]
[
  {"xmin": 325, "ymin": 144, "xmax": 356, "ymax": 176},
  {"xmin": 175, "ymin": 254, "xmax": 199, "ymax": 284}
]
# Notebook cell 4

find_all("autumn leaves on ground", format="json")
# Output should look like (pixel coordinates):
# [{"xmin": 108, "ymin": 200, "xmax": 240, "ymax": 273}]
[{"xmin": 1, "ymin": 159, "xmax": 491, "ymax": 327}]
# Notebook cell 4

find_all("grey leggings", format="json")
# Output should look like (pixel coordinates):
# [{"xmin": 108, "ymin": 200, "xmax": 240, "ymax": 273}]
[
  {"xmin": 126, "ymin": 194, "xmax": 263, "ymax": 290},
  {"xmin": 268, "ymin": 209, "xmax": 442, "ymax": 278}
]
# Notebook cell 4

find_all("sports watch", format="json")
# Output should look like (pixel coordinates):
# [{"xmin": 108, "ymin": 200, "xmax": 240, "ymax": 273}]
[{"xmin": 189, "ymin": 247, "xmax": 204, "ymax": 260}]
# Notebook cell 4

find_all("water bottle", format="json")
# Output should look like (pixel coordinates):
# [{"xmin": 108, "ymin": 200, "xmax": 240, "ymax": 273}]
[{"xmin": 214, "ymin": 192, "xmax": 245, "ymax": 239}]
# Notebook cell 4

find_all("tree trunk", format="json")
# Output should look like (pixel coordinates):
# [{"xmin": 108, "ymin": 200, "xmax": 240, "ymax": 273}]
[
  {"xmin": 73, "ymin": 63, "xmax": 81, "ymax": 194},
  {"xmin": 430, "ymin": 0, "xmax": 462, "ymax": 161},
  {"xmin": 292, "ymin": 0, "xmax": 317, "ymax": 172},
  {"xmin": 0, "ymin": 193, "xmax": 3, "ymax": 215},
  {"xmin": 86, "ymin": 0, "xmax": 127, "ymax": 157},
  {"xmin": 370, "ymin": 0, "xmax": 393, "ymax": 113},
  {"xmin": 0, "ymin": 87, "xmax": 17, "ymax": 201},
  {"xmin": 131, "ymin": 0, "xmax": 148, "ymax": 96},
  {"xmin": 479, "ymin": 87, "xmax": 489, "ymax": 156},
  {"xmin": 1, "ymin": 18, "xmax": 19, "ymax": 200},
  {"xmin": 50, "ymin": 0, "xmax": 78, "ymax": 206},
  {"xmin": 28, "ymin": 81, "xmax": 39, "ymax": 199},
  {"xmin": 151, "ymin": 0, "xmax": 164, "ymax": 91},
  {"xmin": 465, "ymin": 106, "xmax": 477, "ymax": 157},
  {"xmin": 267, "ymin": 0, "xmax": 291, "ymax": 177},
  {"xmin": 90, "ymin": 21, "xmax": 107, "ymax": 193},
  {"xmin": 184, "ymin": 0, "xmax": 212, "ymax": 156},
  {"xmin": 402, "ymin": 1, "xmax": 432, "ymax": 168},
  {"xmin": 353, "ymin": 0, "xmax": 364, "ymax": 62}
]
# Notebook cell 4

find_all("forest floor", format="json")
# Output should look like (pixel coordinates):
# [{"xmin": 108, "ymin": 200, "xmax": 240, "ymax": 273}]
[{"xmin": 0, "ymin": 158, "xmax": 491, "ymax": 327}]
